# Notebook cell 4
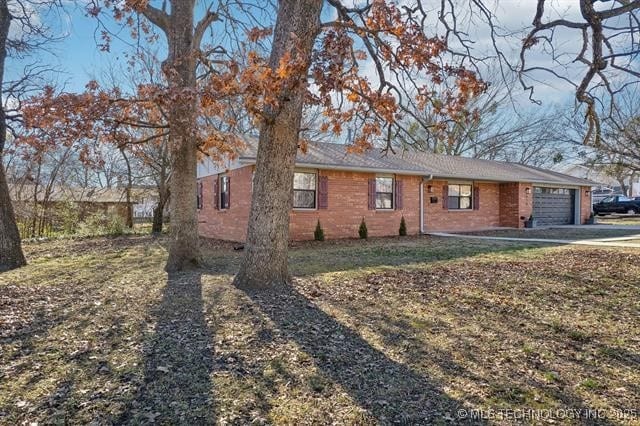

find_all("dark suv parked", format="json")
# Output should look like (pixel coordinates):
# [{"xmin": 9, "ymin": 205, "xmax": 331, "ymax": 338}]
[{"xmin": 593, "ymin": 196, "xmax": 640, "ymax": 215}]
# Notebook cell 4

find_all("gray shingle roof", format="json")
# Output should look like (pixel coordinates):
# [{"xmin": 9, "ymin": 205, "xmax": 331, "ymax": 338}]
[{"xmin": 237, "ymin": 136, "xmax": 595, "ymax": 186}]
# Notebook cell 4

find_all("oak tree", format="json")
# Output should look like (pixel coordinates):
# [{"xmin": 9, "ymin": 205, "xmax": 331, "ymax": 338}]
[
  {"xmin": 231, "ymin": 0, "xmax": 487, "ymax": 288},
  {"xmin": 23, "ymin": 0, "xmax": 258, "ymax": 270},
  {"xmin": 0, "ymin": 0, "xmax": 65, "ymax": 272}
]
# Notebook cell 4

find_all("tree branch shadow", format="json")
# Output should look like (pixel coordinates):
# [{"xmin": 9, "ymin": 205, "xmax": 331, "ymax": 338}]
[
  {"xmin": 245, "ymin": 283, "xmax": 484, "ymax": 424},
  {"xmin": 117, "ymin": 271, "xmax": 215, "ymax": 424}
]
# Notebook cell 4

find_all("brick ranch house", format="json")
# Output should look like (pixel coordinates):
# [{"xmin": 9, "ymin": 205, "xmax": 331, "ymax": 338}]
[{"xmin": 197, "ymin": 139, "xmax": 595, "ymax": 241}]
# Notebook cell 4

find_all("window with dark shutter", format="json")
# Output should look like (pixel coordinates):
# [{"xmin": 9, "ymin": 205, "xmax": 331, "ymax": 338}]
[
  {"xmin": 395, "ymin": 179, "xmax": 404, "ymax": 210},
  {"xmin": 473, "ymin": 185, "xmax": 480, "ymax": 210},
  {"xmin": 197, "ymin": 181, "xmax": 203, "ymax": 210},
  {"xmin": 442, "ymin": 185, "xmax": 448, "ymax": 209},
  {"xmin": 318, "ymin": 175, "xmax": 328, "ymax": 209},
  {"xmin": 293, "ymin": 171, "xmax": 317, "ymax": 209},
  {"xmin": 375, "ymin": 176, "xmax": 394, "ymax": 209},
  {"xmin": 368, "ymin": 178, "xmax": 376, "ymax": 210},
  {"xmin": 447, "ymin": 183, "xmax": 472, "ymax": 210},
  {"xmin": 220, "ymin": 176, "xmax": 230, "ymax": 209},
  {"xmin": 214, "ymin": 177, "xmax": 219, "ymax": 210}
]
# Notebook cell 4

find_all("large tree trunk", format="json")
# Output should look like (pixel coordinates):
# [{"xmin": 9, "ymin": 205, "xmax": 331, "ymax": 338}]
[
  {"xmin": 0, "ymin": 161, "xmax": 26, "ymax": 272},
  {"xmin": 166, "ymin": 138, "xmax": 198, "ymax": 270},
  {"xmin": 234, "ymin": 0, "xmax": 323, "ymax": 289},
  {"xmin": 0, "ymin": 0, "xmax": 26, "ymax": 272},
  {"xmin": 163, "ymin": 0, "xmax": 199, "ymax": 271}
]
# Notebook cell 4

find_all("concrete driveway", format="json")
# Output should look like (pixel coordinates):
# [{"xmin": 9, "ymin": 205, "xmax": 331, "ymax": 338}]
[{"xmin": 428, "ymin": 225, "xmax": 640, "ymax": 248}]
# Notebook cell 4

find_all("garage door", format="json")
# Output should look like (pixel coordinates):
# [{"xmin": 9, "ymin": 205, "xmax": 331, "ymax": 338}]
[{"xmin": 533, "ymin": 187, "xmax": 576, "ymax": 226}]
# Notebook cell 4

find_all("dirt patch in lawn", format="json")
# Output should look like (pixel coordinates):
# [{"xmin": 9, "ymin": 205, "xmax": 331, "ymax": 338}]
[{"xmin": 1, "ymin": 236, "xmax": 639, "ymax": 424}]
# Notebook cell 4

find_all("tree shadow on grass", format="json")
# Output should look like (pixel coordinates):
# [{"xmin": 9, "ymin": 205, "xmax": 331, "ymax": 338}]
[
  {"xmin": 201, "ymin": 235, "xmax": 558, "ymax": 277},
  {"xmin": 245, "ymin": 283, "xmax": 485, "ymax": 424},
  {"xmin": 117, "ymin": 271, "xmax": 215, "ymax": 424}
]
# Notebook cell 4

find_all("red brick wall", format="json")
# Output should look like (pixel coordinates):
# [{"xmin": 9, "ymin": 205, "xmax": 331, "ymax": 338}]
[
  {"xmin": 197, "ymin": 165, "xmax": 592, "ymax": 241},
  {"xmin": 422, "ymin": 180, "xmax": 501, "ymax": 231},
  {"xmin": 198, "ymin": 166, "xmax": 421, "ymax": 241},
  {"xmin": 579, "ymin": 186, "xmax": 592, "ymax": 224},
  {"xmin": 289, "ymin": 171, "xmax": 421, "ymax": 240},
  {"xmin": 499, "ymin": 183, "xmax": 593, "ymax": 227},
  {"xmin": 197, "ymin": 165, "xmax": 253, "ymax": 242},
  {"xmin": 498, "ymin": 182, "xmax": 532, "ymax": 228}
]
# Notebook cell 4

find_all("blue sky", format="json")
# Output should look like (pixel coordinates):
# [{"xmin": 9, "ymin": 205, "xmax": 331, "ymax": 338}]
[
  {"xmin": 13, "ymin": 0, "xmax": 625, "ymax": 131},
  {"xmin": 24, "ymin": 5, "xmax": 143, "ymax": 92},
  {"xmin": 9, "ymin": 1, "xmax": 582, "ymax": 105}
]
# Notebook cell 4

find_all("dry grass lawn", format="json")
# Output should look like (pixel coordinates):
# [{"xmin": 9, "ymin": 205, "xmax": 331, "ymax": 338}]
[
  {"xmin": 462, "ymin": 227, "xmax": 640, "ymax": 241},
  {"xmin": 596, "ymin": 216, "xmax": 640, "ymax": 226},
  {"xmin": 1, "ymin": 235, "xmax": 639, "ymax": 425}
]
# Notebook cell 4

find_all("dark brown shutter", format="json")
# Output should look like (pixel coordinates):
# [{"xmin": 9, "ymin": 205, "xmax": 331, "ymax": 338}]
[
  {"xmin": 227, "ymin": 177, "xmax": 231, "ymax": 209},
  {"xmin": 442, "ymin": 184, "xmax": 448, "ymax": 210},
  {"xmin": 368, "ymin": 178, "xmax": 376, "ymax": 210},
  {"xmin": 318, "ymin": 175, "xmax": 328, "ymax": 209},
  {"xmin": 197, "ymin": 181, "xmax": 203, "ymax": 210},
  {"xmin": 395, "ymin": 179, "xmax": 403, "ymax": 210},
  {"xmin": 473, "ymin": 185, "xmax": 480, "ymax": 210},
  {"xmin": 214, "ymin": 176, "xmax": 219, "ymax": 210}
]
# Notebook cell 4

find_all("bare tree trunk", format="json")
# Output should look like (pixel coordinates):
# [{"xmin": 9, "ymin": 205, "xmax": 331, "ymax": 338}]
[
  {"xmin": 29, "ymin": 160, "xmax": 42, "ymax": 237},
  {"xmin": 120, "ymin": 147, "xmax": 134, "ymax": 228},
  {"xmin": 152, "ymin": 201, "xmax": 165, "ymax": 234},
  {"xmin": 152, "ymin": 187, "xmax": 169, "ymax": 234},
  {"xmin": 0, "ymin": 0, "xmax": 26, "ymax": 271},
  {"xmin": 163, "ymin": 0, "xmax": 199, "ymax": 271},
  {"xmin": 616, "ymin": 174, "xmax": 628, "ymax": 196},
  {"xmin": 234, "ymin": 0, "xmax": 323, "ymax": 289},
  {"xmin": 0, "ymin": 158, "xmax": 26, "ymax": 271}
]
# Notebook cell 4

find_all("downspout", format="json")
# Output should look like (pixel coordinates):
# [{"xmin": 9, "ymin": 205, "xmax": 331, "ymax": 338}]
[
  {"xmin": 420, "ymin": 180, "xmax": 424, "ymax": 234},
  {"xmin": 420, "ymin": 174, "xmax": 433, "ymax": 234}
]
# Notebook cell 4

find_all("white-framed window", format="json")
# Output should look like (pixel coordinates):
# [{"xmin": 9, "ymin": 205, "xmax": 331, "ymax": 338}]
[
  {"xmin": 293, "ymin": 171, "xmax": 317, "ymax": 209},
  {"xmin": 376, "ymin": 176, "xmax": 394, "ymax": 209},
  {"xmin": 448, "ymin": 183, "xmax": 472, "ymax": 210},
  {"xmin": 219, "ymin": 175, "xmax": 230, "ymax": 209}
]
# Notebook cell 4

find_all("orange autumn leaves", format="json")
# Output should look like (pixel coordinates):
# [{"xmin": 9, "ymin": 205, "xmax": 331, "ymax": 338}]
[
  {"xmin": 308, "ymin": 0, "xmax": 486, "ymax": 152},
  {"xmin": 23, "ymin": 0, "xmax": 486, "ymax": 160},
  {"xmin": 21, "ymin": 80, "xmax": 242, "ymax": 165}
]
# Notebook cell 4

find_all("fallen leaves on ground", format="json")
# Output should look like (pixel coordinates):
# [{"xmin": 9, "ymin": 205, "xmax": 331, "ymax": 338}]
[{"xmin": 1, "ymin": 235, "xmax": 639, "ymax": 425}]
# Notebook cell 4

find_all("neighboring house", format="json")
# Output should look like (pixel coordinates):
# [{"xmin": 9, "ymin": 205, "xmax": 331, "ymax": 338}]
[
  {"xmin": 9, "ymin": 184, "xmax": 138, "ymax": 222},
  {"xmin": 197, "ymin": 138, "xmax": 595, "ymax": 242},
  {"xmin": 562, "ymin": 164, "xmax": 640, "ymax": 198},
  {"xmin": 130, "ymin": 187, "xmax": 162, "ymax": 219}
]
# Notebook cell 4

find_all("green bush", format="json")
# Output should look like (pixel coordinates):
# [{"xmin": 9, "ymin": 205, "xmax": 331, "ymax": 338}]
[
  {"xmin": 106, "ymin": 215, "xmax": 125, "ymax": 235},
  {"xmin": 57, "ymin": 202, "xmax": 81, "ymax": 235},
  {"xmin": 358, "ymin": 217, "xmax": 368, "ymax": 239},
  {"xmin": 79, "ymin": 212, "xmax": 108, "ymax": 235},
  {"xmin": 78, "ymin": 212, "xmax": 125, "ymax": 236},
  {"xmin": 314, "ymin": 219, "xmax": 325, "ymax": 241},
  {"xmin": 399, "ymin": 216, "xmax": 407, "ymax": 236}
]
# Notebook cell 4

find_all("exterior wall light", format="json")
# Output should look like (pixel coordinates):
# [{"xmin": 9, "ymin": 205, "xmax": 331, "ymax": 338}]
[{"xmin": 525, "ymin": 187, "xmax": 531, "ymax": 195}]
